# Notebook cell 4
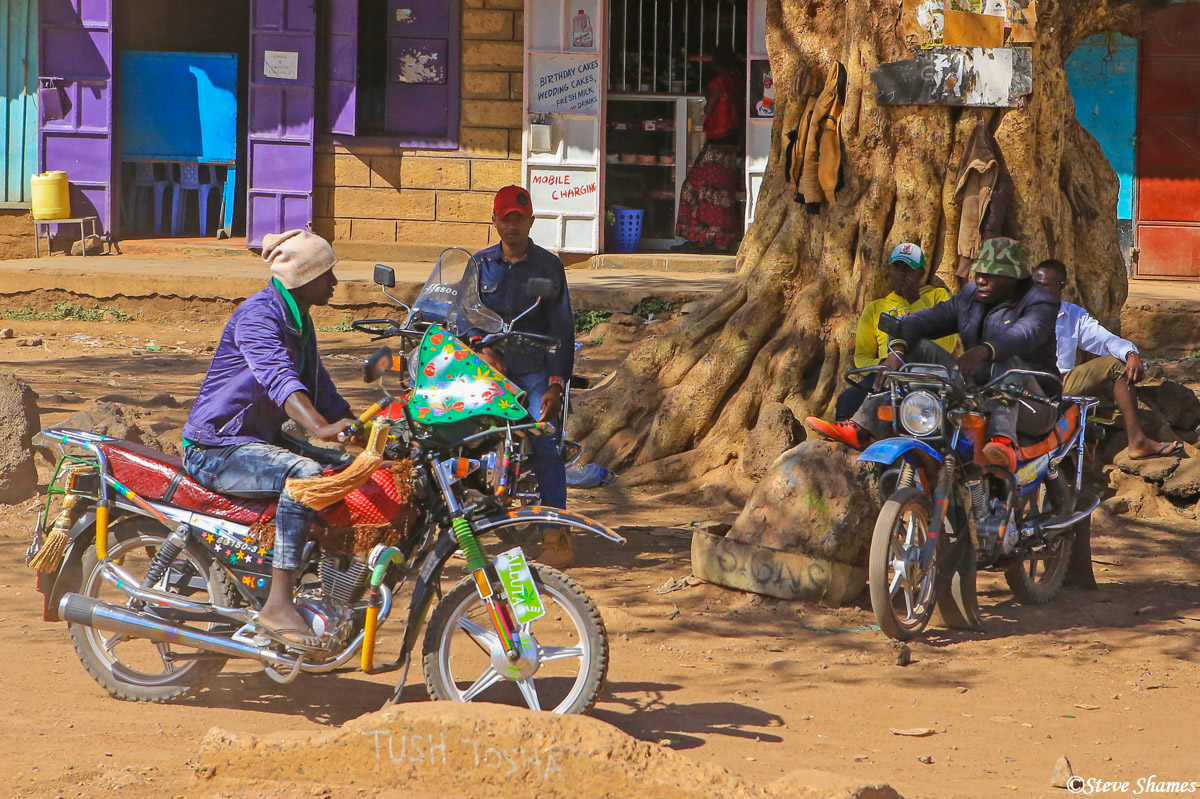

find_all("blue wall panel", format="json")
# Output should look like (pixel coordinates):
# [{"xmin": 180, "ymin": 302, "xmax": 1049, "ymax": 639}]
[
  {"xmin": 1065, "ymin": 33, "xmax": 1138, "ymax": 221},
  {"xmin": 1, "ymin": 0, "xmax": 38, "ymax": 207}
]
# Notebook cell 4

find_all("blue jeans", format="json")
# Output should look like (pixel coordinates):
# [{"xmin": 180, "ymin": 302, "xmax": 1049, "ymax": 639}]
[
  {"xmin": 511, "ymin": 371, "xmax": 567, "ymax": 509},
  {"xmin": 183, "ymin": 442, "xmax": 336, "ymax": 571}
]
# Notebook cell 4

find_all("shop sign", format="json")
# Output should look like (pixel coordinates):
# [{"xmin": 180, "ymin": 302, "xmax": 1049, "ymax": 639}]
[
  {"xmin": 264, "ymin": 50, "xmax": 299, "ymax": 80},
  {"xmin": 529, "ymin": 54, "xmax": 600, "ymax": 114},
  {"xmin": 528, "ymin": 167, "xmax": 598, "ymax": 214}
]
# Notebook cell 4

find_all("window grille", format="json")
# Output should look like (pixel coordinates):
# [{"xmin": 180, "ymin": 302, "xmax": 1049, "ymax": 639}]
[{"xmin": 607, "ymin": 0, "xmax": 745, "ymax": 94}]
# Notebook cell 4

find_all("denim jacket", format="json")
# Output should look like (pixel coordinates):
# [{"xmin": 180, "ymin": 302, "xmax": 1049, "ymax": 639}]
[
  {"xmin": 182, "ymin": 282, "xmax": 350, "ymax": 447},
  {"xmin": 472, "ymin": 242, "xmax": 574, "ymax": 382}
]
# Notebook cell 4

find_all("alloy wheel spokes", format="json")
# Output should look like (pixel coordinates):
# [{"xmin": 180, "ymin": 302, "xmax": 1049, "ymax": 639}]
[
  {"xmin": 540, "ymin": 644, "xmax": 584, "ymax": 663},
  {"xmin": 460, "ymin": 665, "xmax": 503, "ymax": 702},
  {"xmin": 457, "ymin": 616, "xmax": 501, "ymax": 654},
  {"xmin": 517, "ymin": 678, "xmax": 542, "ymax": 711}
]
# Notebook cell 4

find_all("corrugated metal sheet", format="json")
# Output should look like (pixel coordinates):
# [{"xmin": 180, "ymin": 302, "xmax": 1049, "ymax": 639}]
[{"xmin": 1, "ymin": 0, "xmax": 37, "ymax": 207}]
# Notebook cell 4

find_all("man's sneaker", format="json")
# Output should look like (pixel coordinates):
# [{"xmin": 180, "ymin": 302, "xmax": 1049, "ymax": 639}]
[
  {"xmin": 982, "ymin": 437, "xmax": 1018, "ymax": 472},
  {"xmin": 805, "ymin": 417, "xmax": 871, "ymax": 450}
]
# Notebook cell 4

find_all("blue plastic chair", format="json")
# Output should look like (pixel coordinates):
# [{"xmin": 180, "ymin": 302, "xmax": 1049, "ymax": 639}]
[
  {"xmin": 171, "ymin": 163, "xmax": 222, "ymax": 236},
  {"xmin": 125, "ymin": 162, "xmax": 169, "ymax": 235}
]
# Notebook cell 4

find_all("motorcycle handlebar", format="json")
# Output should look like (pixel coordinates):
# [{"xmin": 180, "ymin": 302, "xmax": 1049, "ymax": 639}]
[{"xmin": 480, "ymin": 330, "xmax": 559, "ymax": 353}]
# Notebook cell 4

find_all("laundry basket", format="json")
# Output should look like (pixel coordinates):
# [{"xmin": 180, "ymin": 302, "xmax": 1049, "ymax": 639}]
[{"xmin": 611, "ymin": 208, "xmax": 643, "ymax": 254}]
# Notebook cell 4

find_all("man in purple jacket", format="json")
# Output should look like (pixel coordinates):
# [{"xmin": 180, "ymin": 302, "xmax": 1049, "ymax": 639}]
[{"xmin": 182, "ymin": 230, "xmax": 355, "ymax": 649}]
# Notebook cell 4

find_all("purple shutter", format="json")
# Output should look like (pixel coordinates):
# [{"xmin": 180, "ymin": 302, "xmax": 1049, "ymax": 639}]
[
  {"xmin": 247, "ymin": 0, "xmax": 317, "ymax": 248},
  {"xmin": 385, "ymin": 0, "xmax": 460, "ymax": 144},
  {"xmin": 326, "ymin": 0, "xmax": 357, "ymax": 135},
  {"xmin": 39, "ymin": 0, "xmax": 114, "ymax": 233}
]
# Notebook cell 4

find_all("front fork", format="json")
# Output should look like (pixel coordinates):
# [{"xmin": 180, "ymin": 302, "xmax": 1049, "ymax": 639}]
[
  {"xmin": 922, "ymin": 453, "xmax": 958, "ymax": 570},
  {"xmin": 432, "ymin": 458, "xmax": 523, "ymax": 662}
]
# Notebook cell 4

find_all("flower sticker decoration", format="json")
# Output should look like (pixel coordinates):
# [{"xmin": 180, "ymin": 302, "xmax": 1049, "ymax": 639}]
[{"xmin": 407, "ymin": 324, "xmax": 527, "ymax": 424}]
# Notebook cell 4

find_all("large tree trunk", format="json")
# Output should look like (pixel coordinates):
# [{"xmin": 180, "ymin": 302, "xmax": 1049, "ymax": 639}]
[{"xmin": 575, "ymin": 0, "xmax": 1164, "ymax": 499}]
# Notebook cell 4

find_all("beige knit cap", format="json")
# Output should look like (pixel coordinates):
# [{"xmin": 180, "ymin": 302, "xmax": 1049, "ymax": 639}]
[{"xmin": 263, "ymin": 229, "xmax": 338, "ymax": 289}]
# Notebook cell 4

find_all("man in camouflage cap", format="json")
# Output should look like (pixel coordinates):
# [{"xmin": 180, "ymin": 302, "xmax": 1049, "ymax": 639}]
[
  {"xmin": 808, "ymin": 237, "xmax": 1059, "ymax": 472},
  {"xmin": 974, "ymin": 236, "xmax": 1028, "ymax": 279}
]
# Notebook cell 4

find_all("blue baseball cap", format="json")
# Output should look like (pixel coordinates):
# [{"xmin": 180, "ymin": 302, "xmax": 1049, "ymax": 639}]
[{"xmin": 889, "ymin": 242, "xmax": 926, "ymax": 270}]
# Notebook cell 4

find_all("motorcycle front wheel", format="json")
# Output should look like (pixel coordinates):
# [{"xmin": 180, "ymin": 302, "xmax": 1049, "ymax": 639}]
[
  {"xmin": 421, "ymin": 564, "xmax": 607, "ymax": 714},
  {"xmin": 869, "ymin": 487, "xmax": 940, "ymax": 640},
  {"xmin": 70, "ymin": 521, "xmax": 235, "ymax": 702}
]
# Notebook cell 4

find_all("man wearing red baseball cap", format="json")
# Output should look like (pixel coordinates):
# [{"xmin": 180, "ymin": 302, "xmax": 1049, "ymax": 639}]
[{"xmin": 473, "ymin": 185, "xmax": 576, "ymax": 567}]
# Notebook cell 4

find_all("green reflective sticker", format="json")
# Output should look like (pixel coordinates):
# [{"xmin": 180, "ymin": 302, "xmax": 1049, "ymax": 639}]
[{"xmin": 494, "ymin": 548, "xmax": 545, "ymax": 625}]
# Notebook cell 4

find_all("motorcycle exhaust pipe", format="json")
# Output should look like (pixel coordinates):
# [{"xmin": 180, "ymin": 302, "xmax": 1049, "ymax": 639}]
[
  {"xmin": 1022, "ymin": 493, "xmax": 1100, "ymax": 536},
  {"xmin": 59, "ymin": 593, "xmax": 298, "ymax": 669}
]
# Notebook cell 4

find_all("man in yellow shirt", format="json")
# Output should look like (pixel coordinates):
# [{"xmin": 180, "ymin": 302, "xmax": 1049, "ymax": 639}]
[{"xmin": 833, "ymin": 243, "xmax": 958, "ymax": 419}]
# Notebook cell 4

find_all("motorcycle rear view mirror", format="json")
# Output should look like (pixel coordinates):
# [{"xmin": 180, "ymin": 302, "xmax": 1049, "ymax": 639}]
[
  {"xmin": 524, "ymin": 277, "xmax": 555, "ymax": 302},
  {"xmin": 374, "ymin": 264, "xmax": 396, "ymax": 288},
  {"xmin": 363, "ymin": 346, "xmax": 395, "ymax": 384}
]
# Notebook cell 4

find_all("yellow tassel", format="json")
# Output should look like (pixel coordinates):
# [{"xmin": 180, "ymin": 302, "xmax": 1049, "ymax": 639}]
[
  {"xmin": 29, "ymin": 495, "xmax": 78, "ymax": 573},
  {"xmin": 284, "ymin": 422, "xmax": 390, "ymax": 512}
]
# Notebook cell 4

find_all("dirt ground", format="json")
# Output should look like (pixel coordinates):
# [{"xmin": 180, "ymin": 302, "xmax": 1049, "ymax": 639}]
[{"xmin": 1, "ymin": 313, "xmax": 1199, "ymax": 799}]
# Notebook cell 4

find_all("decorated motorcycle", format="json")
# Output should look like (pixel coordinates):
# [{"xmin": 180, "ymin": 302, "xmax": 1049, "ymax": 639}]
[
  {"xmin": 25, "ymin": 249, "xmax": 622, "ymax": 714},
  {"xmin": 852, "ymin": 323, "xmax": 1100, "ymax": 640}
]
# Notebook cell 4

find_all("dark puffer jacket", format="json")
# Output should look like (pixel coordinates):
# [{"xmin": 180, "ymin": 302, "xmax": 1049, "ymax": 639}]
[{"xmin": 894, "ymin": 281, "xmax": 1059, "ymax": 386}]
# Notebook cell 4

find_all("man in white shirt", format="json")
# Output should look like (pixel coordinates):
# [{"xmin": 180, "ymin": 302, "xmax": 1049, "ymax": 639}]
[{"xmin": 1033, "ymin": 259, "xmax": 1180, "ymax": 460}]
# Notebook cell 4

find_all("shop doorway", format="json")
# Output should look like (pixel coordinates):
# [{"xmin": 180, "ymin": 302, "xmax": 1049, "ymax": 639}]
[
  {"xmin": 113, "ymin": 0, "xmax": 249, "ymax": 240},
  {"xmin": 603, "ymin": 0, "xmax": 746, "ymax": 252}
]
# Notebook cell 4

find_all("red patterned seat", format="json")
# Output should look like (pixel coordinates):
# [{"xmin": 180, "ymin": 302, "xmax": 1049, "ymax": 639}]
[{"xmin": 100, "ymin": 441, "xmax": 277, "ymax": 524}]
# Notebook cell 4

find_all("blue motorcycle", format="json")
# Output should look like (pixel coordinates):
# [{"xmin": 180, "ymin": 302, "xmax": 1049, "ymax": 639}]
[{"xmin": 850, "ymin": 362, "xmax": 1100, "ymax": 640}]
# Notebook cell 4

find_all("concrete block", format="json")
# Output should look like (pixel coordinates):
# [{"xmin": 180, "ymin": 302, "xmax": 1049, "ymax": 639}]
[
  {"xmin": 351, "ymin": 219, "xmax": 399, "ymax": 242},
  {"xmin": 401, "ymin": 157, "xmax": 470, "ymax": 190},
  {"xmin": 370, "ymin": 156, "xmax": 402, "ymax": 188},
  {"xmin": 335, "ymin": 154, "xmax": 371, "ymax": 187},
  {"xmin": 463, "ymin": 41, "xmax": 523, "ymax": 70},
  {"xmin": 311, "ymin": 217, "xmax": 334, "ymax": 239},
  {"xmin": 437, "ymin": 191, "xmax": 496, "ymax": 223},
  {"xmin": 462, "ymin": 70, "xmax": 510, "ymax": 99},
  {"xmin": 470, "ymin": 159, "xmax": 522, "ymax": 192},
  {"xmin": 463, "ymin": 9, "xmax": 513, "ymax": 39},
  {"xmin": 462, "ymin": 99, "xmax": 523, "ymax": 129},
  {"xmin": 333, "ymin": 218, "xmax": 353, "ymax": 241},
  {"xmin": 396, "ymin": 220, "xmax": 493, "ymax": 249},
  {"xmin": 331, "ymin": 187, "xmax": 437, "ymax": 221},
  {"xmin": 312, "ymin": 187, "xmax": 332, "ymax": 217},
  {"xmin": 484, "ymin": 0, "xmax": 523, "ymax": 9},
  {"xmin": 314, "ymin": 152, "xmax": 336, "ymax": 187}
]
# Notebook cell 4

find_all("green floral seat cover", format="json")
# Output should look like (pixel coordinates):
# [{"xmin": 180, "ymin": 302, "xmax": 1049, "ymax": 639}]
[{"xmin": 407, "ymin": 324, "xmax": 528, "ymax": 424}]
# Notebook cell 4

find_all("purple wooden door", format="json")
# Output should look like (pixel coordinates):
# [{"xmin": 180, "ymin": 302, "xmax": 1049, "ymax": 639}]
[
  {"xmin": 386, "ymin": 0, "xmax": 459, "ymax": 141},
  {"xmin": 326, "ymin": 0, "xmax": 357, "ymax": 135},
  {"xmin": 247, "ymin": 0, "xmax": 317, "ymax": 248},
  {"xmin": 39, "ymin": 0, "xmax": 114, "ymax": 233}
]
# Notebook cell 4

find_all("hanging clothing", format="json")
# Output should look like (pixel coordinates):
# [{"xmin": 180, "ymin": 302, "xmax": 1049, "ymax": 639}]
[
  {"xmin": 783, "ymin": 61, "xmax": 846, "ymax": 212},
  {"xmin": 953, "ymin": 121, "xmax": 1015, "ymax": 278}
]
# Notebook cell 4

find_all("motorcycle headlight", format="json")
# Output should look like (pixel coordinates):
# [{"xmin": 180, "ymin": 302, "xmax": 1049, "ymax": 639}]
[{"xmin": 899, "ymin": 390, "xmax": 943, "ymax": 437}]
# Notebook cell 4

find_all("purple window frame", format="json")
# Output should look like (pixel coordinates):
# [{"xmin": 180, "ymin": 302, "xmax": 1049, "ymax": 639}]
[{"xmin": 321, "ymin": 0, "xmax": 461, "ymax": 151}]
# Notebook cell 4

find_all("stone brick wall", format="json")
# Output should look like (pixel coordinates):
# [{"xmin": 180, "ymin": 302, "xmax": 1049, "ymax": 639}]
[{"xmin": 314, "ymin": 0, "xmax": 525, "ymax": 250}]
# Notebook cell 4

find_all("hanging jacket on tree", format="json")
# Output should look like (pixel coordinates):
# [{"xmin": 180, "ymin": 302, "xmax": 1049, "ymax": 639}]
[
  {"xmin": 784, "ymin": 61, "xmax": 847, "ymax": 213},
  {"xmin": 953, "ymin": 121, "xmax": 1015, "ymax": 278}
]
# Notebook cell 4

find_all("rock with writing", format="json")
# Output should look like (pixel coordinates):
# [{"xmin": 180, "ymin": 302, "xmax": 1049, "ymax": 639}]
[{"xmin": 0, "ymin": 370, "xmax": 40, "ymax": 503}]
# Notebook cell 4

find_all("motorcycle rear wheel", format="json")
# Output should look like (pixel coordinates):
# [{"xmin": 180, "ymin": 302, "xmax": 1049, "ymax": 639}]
[
  {"xmin": 869, "ymin": 487, "xmax": 940, "ymax": 641},
  {"xmin": 1004, "ymin": 533, "xmax": 1072, "ymax": 604},
  {"xmin": 69, "ymin": 522, "xmax": 235, "ymax": 702},
  {"xmin": 1004, "ymin": 472, "xmax": 1073, "ymax": 604},
  {"xmin": 421, "ymin": 564, "xmax": 607, "ymax": 714}
]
